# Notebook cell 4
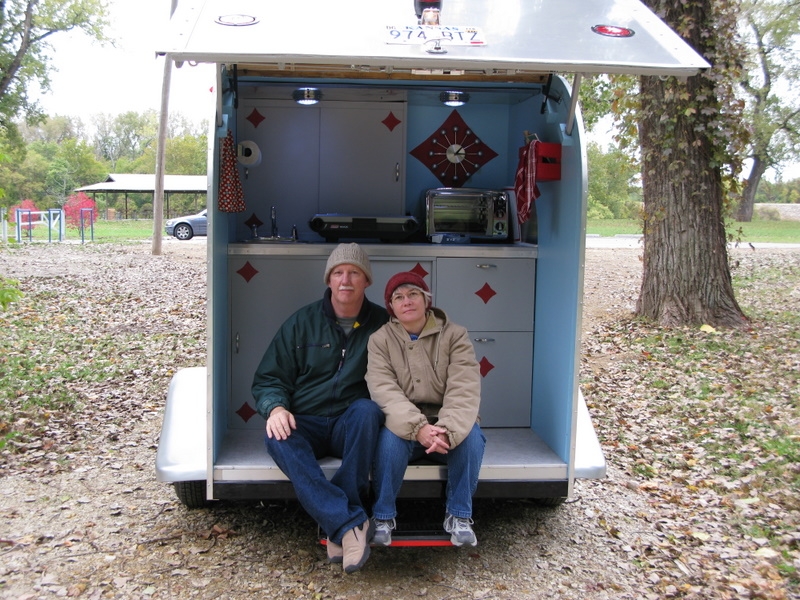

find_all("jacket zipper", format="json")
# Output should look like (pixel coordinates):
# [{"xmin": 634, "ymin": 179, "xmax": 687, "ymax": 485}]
[{"xmin": 328, "ymin": 332, "xmax": 349, "ymax": 416}]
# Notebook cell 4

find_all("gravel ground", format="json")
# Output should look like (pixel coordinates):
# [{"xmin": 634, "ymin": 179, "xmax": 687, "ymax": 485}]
[{"xmin": 0, "ymin": 238, "xmax": 797, "ymax": 600}]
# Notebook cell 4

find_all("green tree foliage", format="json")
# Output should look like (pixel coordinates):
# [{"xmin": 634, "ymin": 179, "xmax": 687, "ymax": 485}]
[
  {"xmin": 0, "ymin": 276, "xmax": 23, "ymax": 311},
  {"xmin": 19, "ymin": 113, "xmax": 85, "ymax": 143},
  {"xmin": 92, "ymin": 110, "xmax": 158, "ymax": 170},
  {"xmin": 0, "ymin": 0, "xmax": 108, "ymax": 140},
  {"xmin": 0, "ymin": 111, "xmax": 205, "ymax": 212},
  {"xmin": 754, "ymin": 177, "xmax": 800, "ymax": 204},
  {"xmin": 44, "ymin": 138, "xmax": 106, "ymax": 204},
  {"xmin": 586, "ymin": 142, "xmax": 642, "ymax": 219},
  {"xmin": 128, "ymin": 131, "xmax": 208, "ymax": 175},
  {"xmin": 736, "ymin": 0, "xmax": 800, "ymax": 221}
]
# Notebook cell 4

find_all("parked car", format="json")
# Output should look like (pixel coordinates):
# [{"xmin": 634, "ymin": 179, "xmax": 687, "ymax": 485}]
[{"xmin": 165, "ymin": 210, "xmax": 207, "ymax": 240}]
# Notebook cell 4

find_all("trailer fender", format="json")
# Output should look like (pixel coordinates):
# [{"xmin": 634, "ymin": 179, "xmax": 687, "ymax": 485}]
[
  {"xmin": 573, "ymin": 391, "xmax": 607, "ymax": 479},
  {"xmin": 155, "ymin": 366, "xmax": 208, "ymax": 483}
]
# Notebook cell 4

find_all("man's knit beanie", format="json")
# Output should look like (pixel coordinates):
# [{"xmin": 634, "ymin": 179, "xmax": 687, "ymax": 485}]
[
  {"xmin": 323, "ymin": 243, "xmax": 373, "ymax": 285},
  {"xmin": 384, "ymin": 271, "xmax": 431, "ymax": 317}
]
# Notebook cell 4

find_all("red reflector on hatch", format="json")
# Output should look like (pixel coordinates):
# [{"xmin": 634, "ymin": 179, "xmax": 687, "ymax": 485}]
[{"xmin": 592, "ymin": 24, "xmax": 635, "ymax": 38}]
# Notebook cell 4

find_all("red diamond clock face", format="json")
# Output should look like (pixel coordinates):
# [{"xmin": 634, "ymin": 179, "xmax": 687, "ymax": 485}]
[{"xmin": 410, "ymin": 110, "xmax": 498, "ymax": 187}]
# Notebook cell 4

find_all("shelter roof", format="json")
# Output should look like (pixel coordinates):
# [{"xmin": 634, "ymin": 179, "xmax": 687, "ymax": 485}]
[{"xmin": 75, "ymin": 174, "xmax": 207, "ymax": 194}]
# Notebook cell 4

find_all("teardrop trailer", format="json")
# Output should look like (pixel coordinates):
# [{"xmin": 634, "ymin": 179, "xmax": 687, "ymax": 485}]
[{"xmin": 154, "ymin": 0, "xmax": 708, "ymax": 541}]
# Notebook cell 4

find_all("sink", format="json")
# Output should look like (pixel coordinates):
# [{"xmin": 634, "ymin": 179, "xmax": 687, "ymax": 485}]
[{"xmin": 247, "ymin": 236, "xmax": 298, "ymax": 244}]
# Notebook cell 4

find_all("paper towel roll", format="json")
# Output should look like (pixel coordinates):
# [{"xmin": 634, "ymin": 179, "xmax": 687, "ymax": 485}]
[{"xmin": 237, "ymin": 140, "xmax": 262, "ymax": 167}]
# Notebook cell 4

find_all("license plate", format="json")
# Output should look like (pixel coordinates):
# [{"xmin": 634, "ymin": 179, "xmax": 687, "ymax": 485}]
[{"xmin": 385, "ymin": 25, "xmax": 486, "ymax": 45}]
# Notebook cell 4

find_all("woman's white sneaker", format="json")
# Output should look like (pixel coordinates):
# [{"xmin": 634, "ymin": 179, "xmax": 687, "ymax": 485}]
[
  {"xmin": 372, "ymin": 518, "xmax": 396, "ymax": 546},
  {"xmin": 443, "ymin": 514, "xmax": 477, "ymax": 547}
]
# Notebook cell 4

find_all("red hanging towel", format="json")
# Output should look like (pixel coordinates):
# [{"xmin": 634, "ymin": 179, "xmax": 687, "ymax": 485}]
[
  {"xmin": 514, "ymin": 139, "xmax": 540, "ymax": 225},
  {"xmin": 218, "ymin": 130, "xmax": 246, "ymax": 213}
]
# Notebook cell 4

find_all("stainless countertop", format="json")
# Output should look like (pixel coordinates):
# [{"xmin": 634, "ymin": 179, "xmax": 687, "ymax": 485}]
[{"xmin": 227, "ymin": 242, "xmax": 537, "ymax": 259}]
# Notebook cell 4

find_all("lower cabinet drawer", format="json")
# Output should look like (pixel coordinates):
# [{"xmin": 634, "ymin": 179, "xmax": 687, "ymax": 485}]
[{"xmin": 469, "ymin": 331, "xmax": 533, "ymax": 428}]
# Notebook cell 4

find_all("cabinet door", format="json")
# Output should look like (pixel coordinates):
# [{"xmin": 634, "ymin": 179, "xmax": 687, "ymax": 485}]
[
  {"xmin": 436, "ymin": 258, "xmax": 535, "ymax": 332},
  {"xmin": 470, "ymin": 331, "xmax": 533, "ymax": 427},
  {"xmin": 229, "ymin": 256, "xmax": 327, "ymax": 430},
  {"xmin": 238, "ymin": 100, "xmax": 321, "ymax": 240},
  {"xmin": 319, "ymin": 103, "xmax": 406, "ymax": 216}
]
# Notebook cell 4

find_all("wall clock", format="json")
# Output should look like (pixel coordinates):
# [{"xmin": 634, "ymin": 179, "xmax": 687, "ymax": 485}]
[{"xmin": 410, "ymin": 109, "xmax": 498, "ymax": 187}]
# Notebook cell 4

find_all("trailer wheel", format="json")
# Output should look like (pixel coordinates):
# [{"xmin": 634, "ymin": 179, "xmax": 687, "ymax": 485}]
[
  {"xmin": 532, "ymin": 497, "xmax": 567, "ymax": 507},
  {"xmin": 173, "ymin": 480, "xmax": 209, "ymax": 508}
]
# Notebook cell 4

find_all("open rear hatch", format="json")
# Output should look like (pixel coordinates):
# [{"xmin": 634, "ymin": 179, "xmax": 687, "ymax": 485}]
[{"xmin": 159, "ymin": 0, "xmax": 709, "ymax": 79}]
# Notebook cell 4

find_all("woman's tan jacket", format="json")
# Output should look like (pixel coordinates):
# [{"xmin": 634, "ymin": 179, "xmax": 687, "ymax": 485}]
[{"xmin": 366, "ymin": 307, "xmax": 481, "ymax": 448}]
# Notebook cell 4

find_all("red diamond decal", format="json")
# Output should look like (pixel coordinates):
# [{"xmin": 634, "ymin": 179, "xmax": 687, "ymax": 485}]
[
  {"xmin": 381, "ymin": 111, "xmax": 402, "ymax": 132},
  {"xmin": 475, "ymin": 283, "xmax": 496, "ymax": 304},
  {"xmin": 410, "ymin": 263, "xmax": 429, "ymax": 278},
  {"xmin": 246, "ymin": 108, "xmax": 265, "ymax": 128},
  {"xmin": 244, "ymin": 213, "xmax": 264, "ymax": 229},
  {"xmin": 409, "ymin": 109, "xmax": 498, "ymax": 187},
  {"xmin": 235, "ymin": 402, "xmax": 258, "ymax": 423},
  {"xmin": 237, "ymin": 261, "xmax": 259, "ymax": 283},
  {"xmin": 479, "ymin": 356, "xmax": 495, "ymax": 377}
]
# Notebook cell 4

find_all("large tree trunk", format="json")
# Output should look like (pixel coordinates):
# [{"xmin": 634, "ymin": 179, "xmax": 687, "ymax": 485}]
[
  {"xmin": 636, "ymin": 0, "xmax": 747, "ymax": 328},
  {"xmin": 736, "ymin": 156, "xmax": 768, "ymax": 222}
]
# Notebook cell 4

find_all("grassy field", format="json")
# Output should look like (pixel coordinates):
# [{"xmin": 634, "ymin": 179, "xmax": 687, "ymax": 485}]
[
  {"xmin": 4, "ymin": 216, "xmax": 800, "ymax": 244},
  {"xmin": 5, "ymin": 219, "xmax": 156, "ymax": 243},
  {"xmin": 588, "ymin": 218, "xmax": 800, "ymax": 243}
]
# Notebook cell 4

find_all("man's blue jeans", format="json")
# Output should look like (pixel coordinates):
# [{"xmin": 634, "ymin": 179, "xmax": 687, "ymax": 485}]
[
  {"xmin": 372, "ymin": 423, "xmax": 486, "ymax": 520},
  {"xmin": 264, "ymin": 398, "xmax": 384, "ymax": 544}
]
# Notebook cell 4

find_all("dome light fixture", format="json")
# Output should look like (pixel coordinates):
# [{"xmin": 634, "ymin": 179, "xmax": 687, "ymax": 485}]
[
  {"xmin": 439, "ymin": 91, "xmax": 470, "ymax": 107},
  {"xmin": 292, "ymin": 87, "xmax": 323, "ymax": 105}
]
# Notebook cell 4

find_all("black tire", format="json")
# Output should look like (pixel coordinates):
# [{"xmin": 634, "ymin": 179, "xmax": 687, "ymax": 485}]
[
  {"xmin": 174, "ymin": 480, "xmax": 208, "ymax": 508},
  {"xmin": 532, "ymin": 497, "xmax": 567, "ymax": 507},
  {"xmin": 174, "ymin": 223, "xmax": 194, "ymax": 240}
]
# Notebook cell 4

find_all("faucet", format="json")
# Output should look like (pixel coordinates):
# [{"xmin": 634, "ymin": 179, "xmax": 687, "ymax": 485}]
[{"xmin": 271, "ymin": 206, "xmax": 278, "ymax": 238}]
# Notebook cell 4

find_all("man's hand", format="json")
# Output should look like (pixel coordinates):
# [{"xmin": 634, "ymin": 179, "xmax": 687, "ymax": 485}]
[
  {"xmin": 266, "ymin": 406, "xmax": 296, "ymax": 440},
  {"xmin": 416, "ymin": 423, "xmax": 450, "ymax": 455}
]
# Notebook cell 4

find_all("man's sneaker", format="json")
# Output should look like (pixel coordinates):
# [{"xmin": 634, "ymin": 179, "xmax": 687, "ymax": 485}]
[
  {"xmin": 326, "ymin": 539, "xmax": 343, "ymax": 564},
  {"xmin": 443, "ymin": 514, "xmax": 477, "ymax": 547},
  {"xmin": 341, "ymin": 518, "xmax": 374, "ymax": 574},
  {"xmin": 372, "ymin": 518, "xmax": 396, "ymax": 546}
]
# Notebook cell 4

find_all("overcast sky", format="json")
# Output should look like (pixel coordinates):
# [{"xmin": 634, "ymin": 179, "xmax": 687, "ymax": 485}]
[{"xmin": 34, "ymin": 0, "xmax": 215, "ymax": 127}]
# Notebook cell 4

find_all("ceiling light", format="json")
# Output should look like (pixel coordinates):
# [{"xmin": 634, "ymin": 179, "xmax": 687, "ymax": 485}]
[
  {"xmin": 292, "ymin": 87, "xmax": 322, "ymax": 105},
  {"xmin": 440, "ymin": 91, "xmax": 469, "ymax": 107}
]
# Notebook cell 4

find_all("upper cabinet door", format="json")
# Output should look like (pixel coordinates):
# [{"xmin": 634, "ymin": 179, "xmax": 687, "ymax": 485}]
[{"xmin": 319, "ymin": 102, "xmax": 406, "ymax": 216}]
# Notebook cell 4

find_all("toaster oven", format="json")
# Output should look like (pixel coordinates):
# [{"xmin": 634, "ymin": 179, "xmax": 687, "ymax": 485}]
[{"xmin": 425, "ymin": 188, "xmax": 511, "ymax": 243}]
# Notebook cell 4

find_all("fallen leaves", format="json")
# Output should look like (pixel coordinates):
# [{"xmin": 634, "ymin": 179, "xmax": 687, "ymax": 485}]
[{"xmin": 582, "ymin": 247, "xmax": 800, "ymax": 598}]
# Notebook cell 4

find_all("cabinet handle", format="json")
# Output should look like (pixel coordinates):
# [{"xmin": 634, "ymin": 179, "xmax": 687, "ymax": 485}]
[
  {"xmin": 476, "ymin": 263, "xmax": 497, "ymax": 269},
  {"xmin": 235, "ymin": 332, "xmax": 240, "ymax": 354},
  {"xmin": 395, "ymin": 162, "xmax": 400, "ymax": 182},
  {"xmin": 473, "ymin": 337, "xmax": 496, "ymax": 343}
]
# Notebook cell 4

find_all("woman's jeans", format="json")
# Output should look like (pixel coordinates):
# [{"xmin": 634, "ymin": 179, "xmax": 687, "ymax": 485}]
[
  {"xmin": 372, "ymin": 423, "xmax": 486, "ymax": 520},
  {"xmin": 264, "ymin": 398, "xmax": 384, "ymax": 544}
]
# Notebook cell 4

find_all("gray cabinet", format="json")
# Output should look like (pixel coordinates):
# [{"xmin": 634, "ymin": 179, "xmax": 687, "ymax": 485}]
[
  {"xmin": 436, "ymin": 258, "xmax": 536, "ymax": 427},
  {"xmin": 319, "ymin": 103, "xmax": 406, "ymax": 216},
  {"xmin": 229, "ymin": 256, "xmax": 326, "ymax": 430},
  {"xmin": 238, "ymin": 99, "xmax": 406, "ymax": 241}
]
